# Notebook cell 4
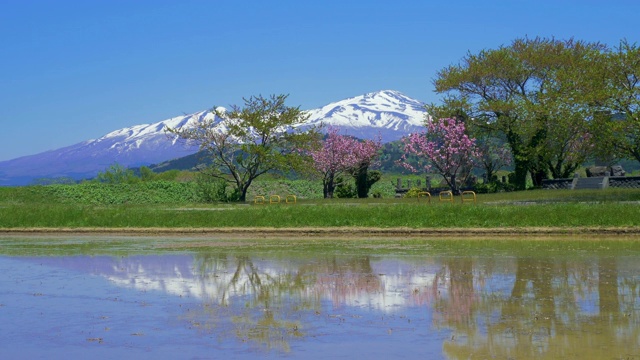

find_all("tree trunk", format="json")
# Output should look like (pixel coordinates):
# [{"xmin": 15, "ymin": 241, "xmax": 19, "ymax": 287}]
[
  {"xmin": 506, "ymin": 130, "xmax": 528, "ymax": 190},
  {"xmin": 631, "ymin": 148, "xmax": 640, "ymax": 164},
  {"xmin": 530, "ymin": 168, "xmax": 547, "ymax": 187},
  {"xmin": 239, "ymin": 187, "xmax": 248, "ymax": 202},
  {"xmin": 323, "ymin": 173, "xmax": 336, "ymax": 199},
  {"xmin": 450, "ymin": 174, "xmax": 459, "ymax": 194},
  {"xmin": 513, "ymin": 158, "xmax": 528, "ymax": 190},
  {"xmin": 354, "ymin": 163, "xmax": 369, "ymax": 198},
  {"xmin": 238, "ymin": 179, "xmax": 250, "ymax": 202},
  {"xmin": 484, "ymin": 164, "xmax": 496, "ymax": 184}
]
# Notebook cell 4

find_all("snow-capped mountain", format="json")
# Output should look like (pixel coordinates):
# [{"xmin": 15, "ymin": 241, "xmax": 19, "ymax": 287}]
[
  {"xmin": 0, "ymin": 90, "xmax": 426, "ymax": 185},
  {"xmin": 0, "ymin": 112, "xmax": 214, "ymax": 185},
  {"xmin": 305, "ymin": 90, "xmax": 427, "ymax": 140}
]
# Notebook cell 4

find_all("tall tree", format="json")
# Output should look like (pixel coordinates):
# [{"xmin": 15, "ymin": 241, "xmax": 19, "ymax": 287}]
[
  {"xmin": 166, "ymin": 94, "xmax": 318, "ymax": 202},
  {"xmin": 431, "ymin": 37, "xmax": 605, "ymax": 189},
  {"xmin": 593, "ymin": 39, "xmax": 640, "ymax": 164}
]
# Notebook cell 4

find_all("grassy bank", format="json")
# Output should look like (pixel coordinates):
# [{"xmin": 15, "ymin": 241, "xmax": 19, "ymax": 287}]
[{"xmin": 1, "ymin": 186, "xmax": 639, "ymax": 230}]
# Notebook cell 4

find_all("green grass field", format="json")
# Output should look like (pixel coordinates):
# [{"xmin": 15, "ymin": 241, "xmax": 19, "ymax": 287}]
[{"xmin": 1, "ymin": 181, "xmax": 639, "ymax": 229}]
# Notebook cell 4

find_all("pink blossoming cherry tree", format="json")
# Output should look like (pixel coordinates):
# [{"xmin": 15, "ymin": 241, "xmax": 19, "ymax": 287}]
[
  {"xmin": 309, "ymin": 127, "xmax": 381, "ymax": 198},
  {"xmin": 399, "ymin": 117, "xmax": 480, "ymax": 194}
]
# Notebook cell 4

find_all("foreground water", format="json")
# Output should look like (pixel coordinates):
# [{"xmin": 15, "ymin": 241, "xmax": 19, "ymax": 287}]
[{"xmin": 1, "ymin": 236, "xmax": 640, "ymax": 359}]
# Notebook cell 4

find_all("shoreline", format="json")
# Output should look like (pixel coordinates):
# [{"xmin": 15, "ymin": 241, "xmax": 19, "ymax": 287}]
[{"xmin": 2, "ymin": 226, "xmax": 640, "ymax": 238}]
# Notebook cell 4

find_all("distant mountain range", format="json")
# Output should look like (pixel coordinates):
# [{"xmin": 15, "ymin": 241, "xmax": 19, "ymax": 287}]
[{"xmin": 0, "ymin": 90, "xmax": 427, "ymax": 185}]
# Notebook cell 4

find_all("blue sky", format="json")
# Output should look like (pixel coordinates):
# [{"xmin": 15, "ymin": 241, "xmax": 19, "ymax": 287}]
[{"xmin": 1, "ymin": 0, "xmax": 639, "ymax": 161}]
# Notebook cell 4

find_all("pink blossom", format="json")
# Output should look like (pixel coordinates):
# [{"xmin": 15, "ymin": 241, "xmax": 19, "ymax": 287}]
[
  {"xmin": 308, "ymin": 127, "xmax": 381, "ymax": 198},
  {"xmin": 398, "ymin": 118, "xmax": 480, "ymax": 193}
]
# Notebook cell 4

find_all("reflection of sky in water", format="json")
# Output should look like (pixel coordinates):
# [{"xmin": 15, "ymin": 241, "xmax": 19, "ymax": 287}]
[
  {"xmin": 22, "ymin": 255, "xmax": 443, "ymax": 312},
  {"xmin": 2, "ymin": 252, "xmax": 640, "ymax": 359}
]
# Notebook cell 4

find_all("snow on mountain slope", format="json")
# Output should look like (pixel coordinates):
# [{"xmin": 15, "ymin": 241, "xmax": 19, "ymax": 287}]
[
  {"xmin": 0, "ymin": 111, "xmax": 215, "ymax": 185},
  {"xmin": 304, "ymin": 90, "xmax": 426, "ymax": 140},
  {"xmin": 0, "ymin": 90, "xmax": 426, "ymax": 185}
]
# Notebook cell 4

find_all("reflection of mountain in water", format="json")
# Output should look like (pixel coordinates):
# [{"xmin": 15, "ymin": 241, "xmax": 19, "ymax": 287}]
[
  {"xmin": 25, "ymin": 254, "xmax": 441, "ymax": 312},
  {"xmin": 18, "ymin": 251, "xmax": 640, "ymax": 358}
]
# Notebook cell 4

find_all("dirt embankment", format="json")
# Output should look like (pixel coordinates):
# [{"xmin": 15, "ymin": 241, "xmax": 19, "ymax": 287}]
[{"xmin": 2, "ymin": 226, "xmax": 640, "ymax": 238}]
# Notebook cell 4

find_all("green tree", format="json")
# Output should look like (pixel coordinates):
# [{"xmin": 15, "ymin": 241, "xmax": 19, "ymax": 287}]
[
  {"xmin": 430, "ymin": 37, "xmax": 604, "ymax": 189},
  {"xmin": 166, "ymin": 94, "xmax": 318, "ymax": 201},
  {"xmin": 96, "ymin": 163, "xmax": 139, "ymax": 184},
  {"xmin": 139, "ymin": 166, "xmax": 156, "ymax": 181},
  {"xmin": 154, "ymin": 169, "xmax": 182, "ymax": 181},
  {"xmin": 592, "ymin": 39, "xmax": 640, "ymax": 164}
]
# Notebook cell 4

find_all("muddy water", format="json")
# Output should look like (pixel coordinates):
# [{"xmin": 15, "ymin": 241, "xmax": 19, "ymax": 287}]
[{"xmin": 1, "ymin": 237, "xmax": 640, "ymax": 359}]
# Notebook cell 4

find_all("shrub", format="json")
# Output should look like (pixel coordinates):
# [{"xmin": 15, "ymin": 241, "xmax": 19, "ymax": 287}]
[
  {"xmin": 195, "ymin": 174, "xmax": 240, "ymax": 202},
  {"xmin": 335, "ymin": 176, "xmax": 357, "ymax": 198},
  {"xmin": 38, "ymin": 181, "xmax": 202, "ymax": 205},
  {"xmin": 474, "ymin": 181, "xmax": 516, "ymax": 193},
  {"xmin": 403, "ymin": 187, "xmax": 424, "ymax": 198},
  {"xmin": 96, "ymin": 164, "xmax": 140, "ymax": 184}
]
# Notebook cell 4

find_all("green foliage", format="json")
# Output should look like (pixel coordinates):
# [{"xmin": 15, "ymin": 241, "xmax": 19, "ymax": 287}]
[
  {"xmin": 96, "ymin": 164, "xmax": 140, "ymax": 184},
  {"xmin": 0, "ymin": 185, "xmax": 59, "ymax": 204},
  {"xmin": 334, "ymin": 176, "xmax": 357, "ymax": 198},
  {"xmin": 36, "ymin": 181, "xmax": 200, "ymax": 205},
  {"xmin": 155, "ymin": 169, "xmax": 182, "ymax": 181},
  {"xmin": 370, "ymin": 176, "xmax": 396, "ymax": 198},
  {"xmin": 247, "ymin": 179, "xmax": 323, "ymax": 199},
  {"xmin": 378, "ymin": 141, "xmax": 414, "ymax": 173},
  {"xmin": 403, "ymin": 187, "xmax": 424, "ymax": 198},
  {"xmin": 195, "ymin": 173, "xmax": 241, "ymax": 202},
  {"xmin": 30, "ymin": 177, "xmax": 77, "ymax": 185},
  {"xmin": 590, "ymin": 40, "xmax": 640, "ymax": 164},
  {"xmin": 431, "ymin": 37, "xmax": 605, "ymax": 189},
  {"xmin": 473, "ymin": 181, "xmax": 516, "ymax": 194},
  {"xmin": 166, "ymin": 94, "xmax": 320, "ymax": 201},
  {"xmin": 139, "ymin": 166, "xmax": 156, "ymax": 181}
]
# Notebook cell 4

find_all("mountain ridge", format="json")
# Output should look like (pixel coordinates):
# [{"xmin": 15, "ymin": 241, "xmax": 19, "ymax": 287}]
[{"xmin": 0, "ymin": 90, "xmax": 427, "ymax": 185}]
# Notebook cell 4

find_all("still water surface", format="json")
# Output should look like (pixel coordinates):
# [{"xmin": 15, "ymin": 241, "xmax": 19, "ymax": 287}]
[{"xmin": 1, "ymin": 236, "xmax": 640, "ymax": 359}]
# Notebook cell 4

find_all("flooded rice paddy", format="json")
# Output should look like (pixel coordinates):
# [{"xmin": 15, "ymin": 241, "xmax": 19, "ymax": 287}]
[{"xmin": 1, "ymin": 235, "xmax": 640, "ymax": 359}]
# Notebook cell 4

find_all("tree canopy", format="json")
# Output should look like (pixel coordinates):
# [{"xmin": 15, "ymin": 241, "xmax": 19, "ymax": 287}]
[
  {"xmin": 307, "ymin": 127, "xmax": 381, "ymax": 198},
  {"xmin": 399, "ymin": 117, "xmax": 479, "ymax": 193},
  {"xmin": 592, "ymin": 39, "xmax": 640, "ymax": 164},
  {"xmin": 430, "ymin": 37, "xmax": 605, "ymax": 189},
  {"xmin": 166, "ymin": 94, "xmax": 318, "ymax": 201}
]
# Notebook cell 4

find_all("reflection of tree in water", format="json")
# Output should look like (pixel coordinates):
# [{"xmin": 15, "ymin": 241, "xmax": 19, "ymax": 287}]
[
  {"xmin": 437, "ymin": 255, "xmax": 640, "ymax": 359},
  {"xmin": 431, "ymin": 259, "xmax": 476, "ymax": 325},
  {"xmin": 302, "ymin": 256, "xmax": 382, "ymax": 308},
  {"xmin": 183, "ymin": 253, "xmax": 382, "ymax": 352}
]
